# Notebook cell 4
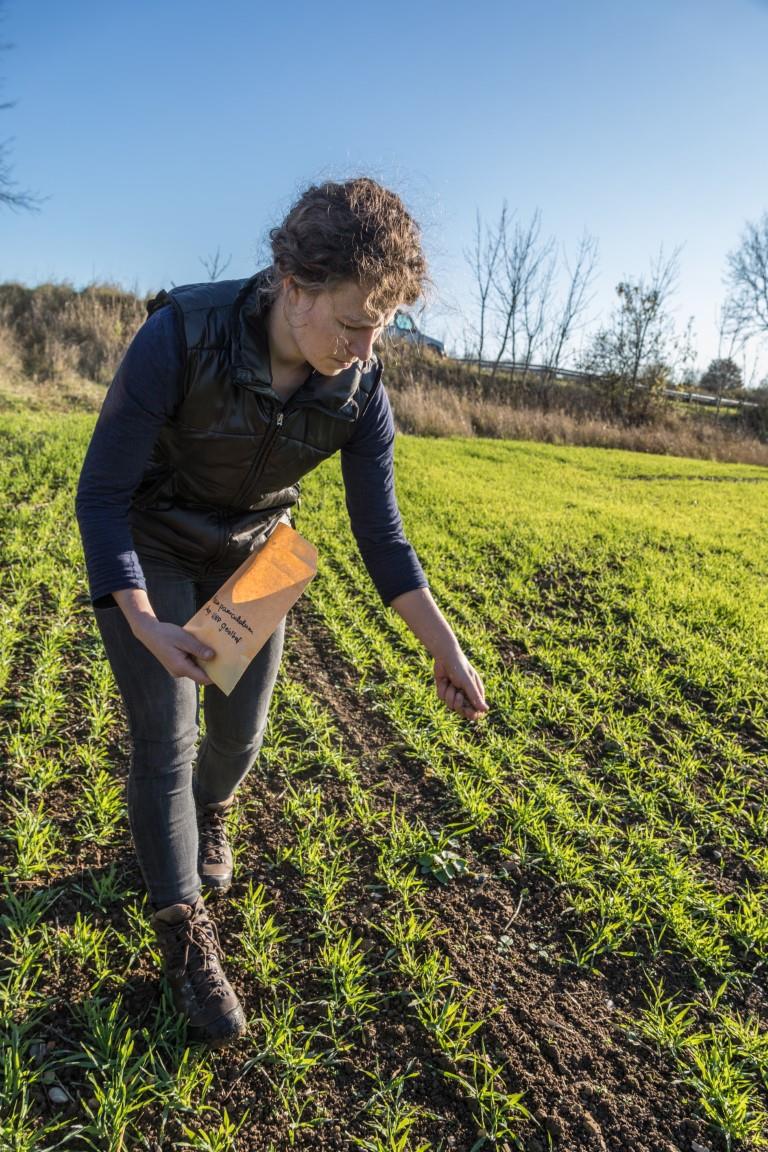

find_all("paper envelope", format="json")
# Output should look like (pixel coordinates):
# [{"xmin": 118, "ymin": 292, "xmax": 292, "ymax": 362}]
[{"xmin": 184, "ymin": 522, "xmax": 318, "ymax": 696}]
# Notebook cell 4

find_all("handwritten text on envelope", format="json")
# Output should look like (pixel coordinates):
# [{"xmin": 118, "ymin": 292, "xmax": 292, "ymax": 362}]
[{"xmin": 184, "ymin": 522, "xmax": 317, "ymax": 695}]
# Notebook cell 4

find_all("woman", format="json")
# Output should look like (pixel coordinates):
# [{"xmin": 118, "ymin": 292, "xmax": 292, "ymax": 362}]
[{"xmin": 75, "ymin": 177, "xmax": 488, "ymax": 1047}]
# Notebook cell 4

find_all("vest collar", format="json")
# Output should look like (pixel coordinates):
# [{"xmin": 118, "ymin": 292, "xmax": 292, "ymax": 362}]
[{"xmin": 230, "ymin": 268, "xmax": 372, "ymax": 419}]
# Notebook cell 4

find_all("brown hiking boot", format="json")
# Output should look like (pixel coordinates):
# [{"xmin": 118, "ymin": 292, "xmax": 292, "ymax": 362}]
[
  {"xmin": 150, "ymin": 896, "xmax": 246, "ymax": 1047},
  {"xmin": 196, "ymin": 797, "xmax": 234, "ymax": 895}
]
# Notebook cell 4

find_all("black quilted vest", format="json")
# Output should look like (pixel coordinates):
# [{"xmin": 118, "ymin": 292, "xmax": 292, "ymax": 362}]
[{"xmin": 128, "ymin": 270, "xmax": 382, "ymax": 572}]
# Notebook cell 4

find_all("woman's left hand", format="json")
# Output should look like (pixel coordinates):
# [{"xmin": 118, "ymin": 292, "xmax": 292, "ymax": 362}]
[{"xmin": 433, "ymin": 651, "xmax": 489, "ymax": 721}]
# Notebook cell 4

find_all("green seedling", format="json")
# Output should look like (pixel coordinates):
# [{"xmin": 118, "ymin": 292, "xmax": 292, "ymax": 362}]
[
  {"xmin": 1, "ymin": 795, "xmax": 61, "ymax": 879},
  {"xmin": 180, "ymin": 1108, "xmax": 250, "ymax": 1151},
  {"xmin": 686, "ymin": 1032, "xmax": 768, "ymax": 1150},
  {"xmin": 350, "ymin": 1056, "xmax": 439, "ymax": 1152},
  {"xmin": 636, "ymin": 979, "xmax": 700, "ymax": 1055},
  {"xmin": 443, "ymin": 1043, "xmax": 532, "ymax": 1148},
  {"xmin": 75, "ymin": 767, "xmax": 126, "ymax": 846},
  {"xmin": 235, "ymin": 879, "xmax": 295, "ymax": 991},
  {"xmin": 319, "ymin": 927, "xmax": 379, "ymax": 1028},
  {"xmin": 54, "ymin": 911, "xmax": 113, "ymax": 986},
  {"xmin": 243, "ymin": 997, "xmax": 330, "ymax": 1141},
  {"xmin": 414, "ymin": 986, "xmax": 488, "ymax": 1062},
  {"xmin": 66, "ymin": 996, "xmax": 158, "ymax": 1152},
  {"xmin": 0, "ymin": 1022, "xmax": 70, "ymax": 1152},
  {"xmin": 75, "ymin": 862, "xmax": 136, "ymax": 912}
]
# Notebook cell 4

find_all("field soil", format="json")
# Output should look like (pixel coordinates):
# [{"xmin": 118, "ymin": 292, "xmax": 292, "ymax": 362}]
[
  {"xmin": 0, "ymin": 600, "xmax": 726, "ymax": 1152},
  {"xmin": 269, "ymin": 602, "xmax": 726, "ymax": 1152}
]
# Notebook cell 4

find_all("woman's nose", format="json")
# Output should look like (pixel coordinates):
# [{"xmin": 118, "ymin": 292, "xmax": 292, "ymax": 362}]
[{"xmin": 347, "ymin": 330, "xmax": 376, "ymax": 362}]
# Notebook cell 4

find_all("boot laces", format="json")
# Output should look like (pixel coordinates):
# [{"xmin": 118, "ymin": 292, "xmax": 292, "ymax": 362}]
[
  {"xmin": 198, "ymin": 808, "xmax": 230, "ymax": 864},
  {"xmin": 170, "ymin": 902, "xmax": 229, "ymax": 1001}
]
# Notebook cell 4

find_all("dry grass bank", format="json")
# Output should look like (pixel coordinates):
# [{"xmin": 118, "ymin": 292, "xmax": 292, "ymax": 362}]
[
  {"xmin": 0, "ymin": 281, "xmax": 146, "ymax": 385},
  {"xmin": 0, "ymin": 328, "xmax": 105, "ymax": 413},
  {"xmin": 387, "ymin": 378, "xmax": 768, "ymax": 466},
  {"xmin": 0, "ymin": 280, "xmax": 144, "ymax": 413}
]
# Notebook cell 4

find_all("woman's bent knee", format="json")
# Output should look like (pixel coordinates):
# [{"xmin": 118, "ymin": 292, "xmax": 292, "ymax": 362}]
[{"xmin": 129, "ymin": 728, "xmax": 199, "ymax": 780}]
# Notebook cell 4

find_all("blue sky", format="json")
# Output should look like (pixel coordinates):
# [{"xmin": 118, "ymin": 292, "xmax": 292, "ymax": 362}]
[{"xmin": 2, "ymin": 0, "xmax": 767, "ymax": 378}]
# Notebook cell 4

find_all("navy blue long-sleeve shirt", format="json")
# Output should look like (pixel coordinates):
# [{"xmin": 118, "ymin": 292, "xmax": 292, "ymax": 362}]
[{"xmin": 75, "ymin": 305, "xmax": 428, "ymax": 607}]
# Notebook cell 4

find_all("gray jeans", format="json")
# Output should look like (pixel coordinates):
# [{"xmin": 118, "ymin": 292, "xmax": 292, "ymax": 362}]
[{"xmin": 93, "ymin": 556, "xmax": 284, "ymax": 911}]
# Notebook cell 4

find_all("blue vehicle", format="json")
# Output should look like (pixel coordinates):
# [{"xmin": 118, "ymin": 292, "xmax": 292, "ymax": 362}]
[{"xmin": 383, "ymin": 310, "xmax": 445, "ymax": 356}]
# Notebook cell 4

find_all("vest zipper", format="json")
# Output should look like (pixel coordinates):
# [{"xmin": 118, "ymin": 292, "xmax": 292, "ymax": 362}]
[
  {"xmin": 226, "ymin": 386, "xmax": 359, "ymax": 517},
  {"xmin": 203, "ymin": 408, "xmax": 285, "ymax": 573},
  {"xmin": 230, "ymin": 406, "xmax": 285, "ymax": 512}
]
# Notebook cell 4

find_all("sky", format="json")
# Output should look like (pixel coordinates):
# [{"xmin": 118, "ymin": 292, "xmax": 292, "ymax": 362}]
[{"xmin": 1, "ymin": 0, "xmax": 767, "ymax": 381}]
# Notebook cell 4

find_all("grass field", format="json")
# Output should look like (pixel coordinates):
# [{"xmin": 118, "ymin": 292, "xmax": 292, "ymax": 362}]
[{"xmin": 1, "ymin": 408, "xmax": 767, "ymax": 1152}]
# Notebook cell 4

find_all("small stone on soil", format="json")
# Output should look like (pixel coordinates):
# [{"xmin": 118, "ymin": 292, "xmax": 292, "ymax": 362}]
[
  {"xmin": 540, "ymin": 1039, "xmax": 562, "ymax": 1069},
  {"xmin": 544, "ymin": 1114, "xmax": 563, "ymax": 1138},
  {"xmin": 581, "ymin": 1111, "xmax": 607, "ymax": 1150}
]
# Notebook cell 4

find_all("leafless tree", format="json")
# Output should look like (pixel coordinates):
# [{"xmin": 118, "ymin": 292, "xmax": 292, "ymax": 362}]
[
  {"xmin": 465, "ymin": 207, "xmax": 597, "ymax": 383},
  {"xmin": 543, "ymin": 231, "xmax": 599, "ymax": 379},
  {"xmin": 0, "ymin": 4, "xmax": 38, "ymax": 211},
  {"xmin": 464, "ymin": 206, "xmax": 505, "ymax": 363},
  {"xmin": 716, "ymin": 298, "xmax": 748, "ymax": 362},
  {"xmin": 200, "ymin": 246, "xmax": 232, "ymax": 281},
  {"xmin": 520, "ymin": 237, "xmax": 556, "ymax": 380},
  {"xmin": 491, "ymin": 209, "xmax": 553, "ymax": 378},
  {"xmin": 740, "ymin": 342, "xmax": 763, "ymax": 390},
  {"xmin": 708, "ymin": 298, "xmax": 749, "ymax": 415},
  {"xmin": 725, "ymin": 211, "xmax": 768, "ymax": 337}
]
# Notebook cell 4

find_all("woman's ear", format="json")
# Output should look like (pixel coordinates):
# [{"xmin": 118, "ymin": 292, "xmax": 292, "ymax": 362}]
[
  {"xmin": 284, "ymin": 279, "xmax": 318, "ymax": 326},
  {"xmin": 281, "ymin": 276, "xmax": 304, "ymax": 326},
  {"xmin": 281, "ymin": 274, "xmax": 297, "ymax": 305}
]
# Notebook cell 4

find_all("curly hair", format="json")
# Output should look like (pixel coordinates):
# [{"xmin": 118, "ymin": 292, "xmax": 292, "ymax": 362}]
[{"xmin": 265, "ymin": 177, "xmax": 428, "ymax": 315}]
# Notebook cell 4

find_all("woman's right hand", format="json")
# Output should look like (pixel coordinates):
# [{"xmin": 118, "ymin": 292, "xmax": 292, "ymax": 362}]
[
  {"xmin": 132, "ymin": 618, "xmax": 216, "ymax": 685},
  {"xmin": 111, "ymin": 588, "xmax": 215, "ymax": 684}
]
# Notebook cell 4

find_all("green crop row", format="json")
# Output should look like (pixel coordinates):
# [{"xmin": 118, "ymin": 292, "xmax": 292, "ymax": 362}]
[{"xmin": 2, "ymin": 411, "xmax": 768, "ymax": 1149}]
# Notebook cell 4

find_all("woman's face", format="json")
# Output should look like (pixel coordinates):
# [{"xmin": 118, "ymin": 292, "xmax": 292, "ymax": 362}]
[{"xmin": 287, "ymin": 279, "xmax": 395, "ymax": 375}]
